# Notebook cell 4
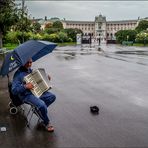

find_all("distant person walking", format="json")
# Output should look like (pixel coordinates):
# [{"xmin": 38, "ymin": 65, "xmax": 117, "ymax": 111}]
[{"xmin": 98, "ymin": 38, "xmax": 101, "ymax": 46}]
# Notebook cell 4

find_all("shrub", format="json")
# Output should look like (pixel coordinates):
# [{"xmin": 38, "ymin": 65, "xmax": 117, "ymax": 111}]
[
  {"xmin": 5, "ymin": 31, "xmax": 19, "ymax": 44},
  {"xmin": 29, "ymin": 32, "xmax": 42, "ymax": 40},
  {"xmin": 58, "ymin": 32, "xmax": 68, "ymax": 42},
  {"xmin": 48, "ymin": 33, "xmax": 59, "ymax": 42},
  {"xmin": 42, "ymin": 33, "xmax": 51, "ymax": 41},
  {"xmin": 135, "ymin": 32, "xmax": 148, "ymax": 44},
  {"xmin": 44, "ymin": 28, "xmax": 60, "ymax": 34},
  {"xmin": 16, "ymin": 31, "xmax": 31, "ymax": 43}
]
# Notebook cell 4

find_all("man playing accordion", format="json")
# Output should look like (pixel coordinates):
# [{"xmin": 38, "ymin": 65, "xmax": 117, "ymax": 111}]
[{"xmin": 11, "ymin": 58, "xmax": 56, "ymax": 132}]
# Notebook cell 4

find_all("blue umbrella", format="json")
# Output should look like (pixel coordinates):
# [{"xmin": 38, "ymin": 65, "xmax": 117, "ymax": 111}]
[{"xmin": 0, "ymin": 40, "xmax": 57, "ymax": 77}]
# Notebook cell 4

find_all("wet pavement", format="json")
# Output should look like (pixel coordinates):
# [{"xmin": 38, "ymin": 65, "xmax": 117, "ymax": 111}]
[{"xmin": 1, "ymin": 44, "xmax": 148, "ymax": 147}]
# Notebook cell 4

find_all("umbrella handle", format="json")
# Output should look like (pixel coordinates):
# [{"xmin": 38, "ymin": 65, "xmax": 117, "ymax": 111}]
[{"xmin": 7, "ymin": 74, "xmax": 10, "ymax": 84}]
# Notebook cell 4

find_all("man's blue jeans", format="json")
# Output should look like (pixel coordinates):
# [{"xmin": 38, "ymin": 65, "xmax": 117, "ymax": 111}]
[{"xmin": 23, "ymin": 91, "xmax": 56, "ymax": 125}]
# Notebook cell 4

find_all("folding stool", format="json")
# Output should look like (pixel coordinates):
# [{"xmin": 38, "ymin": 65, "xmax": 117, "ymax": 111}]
[{"xmin": 25, "ymin": 103, "xmax": 42, "ymax": 127}]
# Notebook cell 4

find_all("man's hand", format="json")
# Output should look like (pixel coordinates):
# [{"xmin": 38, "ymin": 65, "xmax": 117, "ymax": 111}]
[{"xmin": 25, "ymin": 82, "xmax": 34, "ymax": 90}]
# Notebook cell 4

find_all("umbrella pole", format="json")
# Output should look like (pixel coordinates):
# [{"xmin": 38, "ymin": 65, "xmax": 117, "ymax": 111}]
[{"xmin": 7, "ymin": 74, "xmax": 10, "ymax": 84}]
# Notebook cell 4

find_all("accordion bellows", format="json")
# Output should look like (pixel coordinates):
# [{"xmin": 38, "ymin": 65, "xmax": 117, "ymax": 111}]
[{"xmin": 24, "ymin": 68, "xmax": 51, "ymax": 98}]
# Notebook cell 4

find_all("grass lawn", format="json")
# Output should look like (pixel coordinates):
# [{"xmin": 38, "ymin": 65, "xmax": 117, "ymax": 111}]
[
  {"xmin": 57, "ymin": 42, "xmax": 76, "ymax": 46},
  {"xmin": 3, "ymin": 42, "xmax": 77, "ymax": 50},
  {"xmin": 133, "ymin": 43, "xmax": 148, "ymax": 47},
  {"xmin": 3, "ymin": 43, "xmax": 18, "ymax": 50}
]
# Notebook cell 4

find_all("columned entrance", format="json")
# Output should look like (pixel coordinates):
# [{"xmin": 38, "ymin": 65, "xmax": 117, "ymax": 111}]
[{"xmin": 94, "ymin": 14, "xmax": 107, "ymax": 44}]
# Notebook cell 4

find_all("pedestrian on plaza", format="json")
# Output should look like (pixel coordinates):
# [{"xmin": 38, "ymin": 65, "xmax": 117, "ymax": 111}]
[
  {"xmin": 98, "ymin": 38, "xmax": 101, "ymax": 46},
  {"xmin": 11, "ymin": 58, "xmax": 56, "ymax": 132}
]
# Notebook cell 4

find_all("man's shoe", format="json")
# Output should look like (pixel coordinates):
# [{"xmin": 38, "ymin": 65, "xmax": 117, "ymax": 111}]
[{"xmin": 45, "ymin": 123, "xmax": 54, "ymax": 132}]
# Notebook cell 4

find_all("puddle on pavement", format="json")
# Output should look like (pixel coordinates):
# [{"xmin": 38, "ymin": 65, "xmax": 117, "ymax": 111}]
[
  {"xmin": 115, "ymin": 50, "xmax": 148, "ymax": 55},
  {"xmin": 131, "ymin": 96, "xmax": 148, "ymax": 108},
  {"xmin": 55, "ymin": 47, "xmax": 103, "ymax": 60},
  {"xmin": 55, "ymin": 54, "xmax": 76, "ymax": 61},
  {"xmin": 104, "ymin": 49, "xmax": 148, "ymax": 66}
]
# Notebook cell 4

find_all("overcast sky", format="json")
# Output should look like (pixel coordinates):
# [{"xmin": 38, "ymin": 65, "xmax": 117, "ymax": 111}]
[{"xmin": 21, "ymin": 1, "xmax": 148, "ymax": 21}]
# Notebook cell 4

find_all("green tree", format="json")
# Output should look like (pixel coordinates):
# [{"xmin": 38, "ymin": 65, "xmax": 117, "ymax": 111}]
[
  {"xmin": 52, "ymin": 21, "xmax": 63, "ymax": 29},
  {"xmin": 135, "ymin": 20, "xmax": 148, "ymax": 32},
  {"xmin": 115, "ymin": 30, "xmax": 137, "ymax": 44},
  {"xmin": 32, "ymin": 21, "xmax": 41, "ymax": 33},
  {"xmin": 0, "ymin": 0, "xmax": 18, "ymax": 48},
  {"xmin": 64, "ymin": 28, "xmax": 82, "ymax": 42},
  {"xmin": 13, "ymin": 3, "xmax": 31, "ymax": 43},
  {"xmin": 44, "ymin": 28, "xmax": 60, "ymax": 34},
  {"xmin": 44, "ymin": 22, "xmax": 53, "ymax": 29}
]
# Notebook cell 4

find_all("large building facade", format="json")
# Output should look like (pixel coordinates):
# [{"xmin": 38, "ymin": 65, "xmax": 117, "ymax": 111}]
[
  {"xmin": 62, "ymin": 14, "xmax": 138, "ymax": 43},
  {"xmin": 39, "ymin": 14, "xmax": 147, "ymax": 42}
]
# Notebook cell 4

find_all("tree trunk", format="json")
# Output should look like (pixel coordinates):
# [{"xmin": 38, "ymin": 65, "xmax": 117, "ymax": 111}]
[{"xmin": 0, "ymin": 31, "xmax": 3, "ymax": 48}]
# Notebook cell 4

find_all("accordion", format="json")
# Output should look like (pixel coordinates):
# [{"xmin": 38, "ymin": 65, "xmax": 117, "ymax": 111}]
[{"xmin": 24, "ymin": 68, "xmax": 52, "ymax": 98}]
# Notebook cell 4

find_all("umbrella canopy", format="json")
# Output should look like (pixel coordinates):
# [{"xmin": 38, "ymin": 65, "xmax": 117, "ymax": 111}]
[{"xmin": 0, "ymin": 40, "xmax": 57, "ymax": 76}]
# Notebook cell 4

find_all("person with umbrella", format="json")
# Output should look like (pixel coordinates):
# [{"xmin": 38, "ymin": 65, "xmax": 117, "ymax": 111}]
[
  {"xmin": 11, "ymin": 58, "xmax": 56, "ymax": 132},
  {"xmin": 0, "ymin": 40, "xmax": 57, "ymax": 132}
]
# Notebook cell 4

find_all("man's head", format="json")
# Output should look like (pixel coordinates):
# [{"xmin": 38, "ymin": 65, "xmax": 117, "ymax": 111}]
[{"xmin": 24, "ymin": 58, "xmax": 33, "ymax": 69}]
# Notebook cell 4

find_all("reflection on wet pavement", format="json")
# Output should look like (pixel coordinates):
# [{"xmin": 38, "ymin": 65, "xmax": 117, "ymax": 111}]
[
  {"xmin": 55, "ymin": 44, "xmax": 148, "ymax": 65},
  {"xmin": 131, "ymin": 96, "xmax": 147, "ymax": 107}
]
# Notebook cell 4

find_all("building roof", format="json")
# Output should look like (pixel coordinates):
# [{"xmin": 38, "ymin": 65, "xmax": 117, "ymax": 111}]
[
  {"xmin": 62, "ymin": 19, "xmax": 138, "ymax": 24},
  {"xmin": 107, "ymin": 20, "xmax": 137, "ymax": 24},
  {"xmin": 63, "ymin": 20, "xmax": 94, "ymax": 24}
]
